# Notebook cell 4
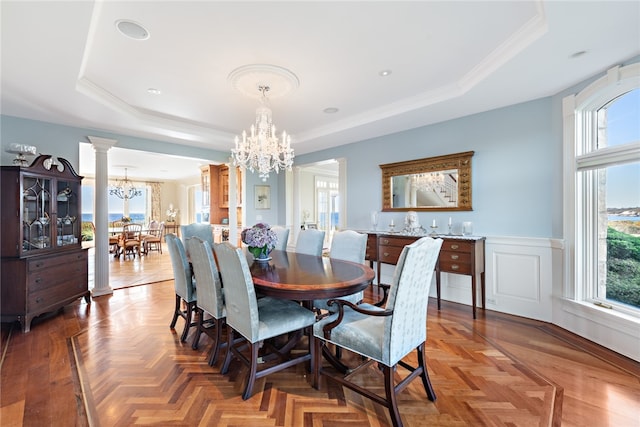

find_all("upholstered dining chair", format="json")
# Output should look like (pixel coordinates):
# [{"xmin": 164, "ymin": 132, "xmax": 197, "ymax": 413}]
[
  {"xmin": 140, "ymin": 220, "xmax": 159, "ymax": 250},
  {"xmin": 313, "ymin": 230, "xmax": 368, "ymax": 314},
  {"xmin": 109, "ymin": 220, "xmax": 124, "ymax": 254},
  {"xmin": 213, "ymin": 242, "xmax": 317, "ymax": 400},
  {"xmin": 166, "ymin": 233, "xmax": 198, "ymax": 342},
  {"xmin": 313, "ymin": 236, "xmax": 443, "ymax": 427},
  {"xmin": 187, "ymin": 237, "xmax": 227, "ymax": 365},
  {"xmin": 180, "ymin": 223, "xmax": 214, "ymax": 254},
  {"xmin": 143, "ymin": 222, "xmax": 165, "ymax": 254},
  {"xmin": 117, "ymin": 223, "xmax": 143, "ymax": 259},
  {"xmin": 295, "ymin": 228, "xmax": 325, "ymax": 256},
  {"xmin": 271, "ymin": 225, "xmax": 290, "ymax": 251}
]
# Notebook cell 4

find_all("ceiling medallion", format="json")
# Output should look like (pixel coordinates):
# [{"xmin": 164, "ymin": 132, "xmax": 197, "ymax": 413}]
[{"xmin": 228, "ymin": 64, "xmax": 299, "ymax": 99}]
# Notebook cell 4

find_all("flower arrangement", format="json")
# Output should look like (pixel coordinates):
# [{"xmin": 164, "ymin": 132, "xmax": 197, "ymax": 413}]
[
  {"xmin": 241, "ymin": 223, "xmax": 277, "ymax": 260},
  {"xmin": 166, "ymin": 204, "xmax": 178, "ymax": 222}
]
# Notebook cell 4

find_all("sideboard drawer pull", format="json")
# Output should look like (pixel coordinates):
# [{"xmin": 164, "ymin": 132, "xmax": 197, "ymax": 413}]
[
  {"xmin": 35, "ymin": 277, "xmax": 42, "ymax": 283},
  {"xmin": 451, "ymin": 264, "xmax": 460, "ymax": 270},
  {"xmin": 383, "ymin": 252, "xmax": 390, "ymax": 257},
  {"xmin": 450, "ymin": 244, "xmax": 459, "ymax": 250},
  {"xmin": 450, "ymin": 254, "xmax": 459, "ymax": 260},
  {"xmin": 382, "ymin": 239, "xmax": 389, "ymax": 244}
]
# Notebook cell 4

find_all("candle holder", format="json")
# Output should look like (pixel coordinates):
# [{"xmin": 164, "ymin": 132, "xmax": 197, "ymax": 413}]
[
  {"xmin": 447, "ymin": 224, "xmax": 453, "ymax": 235},
  {"xmin": 429, "ymin": 225, "xmax": 438, "ymax": 236}
]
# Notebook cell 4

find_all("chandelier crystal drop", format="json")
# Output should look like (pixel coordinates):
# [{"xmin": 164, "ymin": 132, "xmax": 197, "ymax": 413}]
[
  {"xmin": 109, "ymin": 168, "xmax": 142, "ymax": 200},
  {"xmin": 231, "ymin": 85, "xmax": 294, "ymax": 181}
]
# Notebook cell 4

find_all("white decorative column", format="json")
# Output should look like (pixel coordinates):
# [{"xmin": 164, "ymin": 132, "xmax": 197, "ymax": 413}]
[
  {"xmin": 88, "ymin": 136, "xmax": 117, "ymax": 297},
  {"xmin": 228, "ymin": 161, "xmax": 238, "ymax": 244},
  {"xmin": 292, "ymin": 166, "xmax": 302, "ymax": 243},
  {"xmin": 337, "ymin": 158, "xmax": 347, "ymax": 230}
]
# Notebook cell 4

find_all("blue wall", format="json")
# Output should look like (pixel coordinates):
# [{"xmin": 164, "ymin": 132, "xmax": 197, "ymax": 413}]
[
  {"xmin": 0, "ymin": 115, "xmax": 230, "ymax": 166},
  {"xmin": 296, "ymin": 97, "xmax": 557, "ymax": 238}
]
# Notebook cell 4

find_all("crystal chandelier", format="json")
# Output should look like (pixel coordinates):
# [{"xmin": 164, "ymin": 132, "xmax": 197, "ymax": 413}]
[
  {"xmin": 109, "ymin": 168, "xmax": 142, "ymax": 200},
  {"xmin": 412, "ymin": 172, "xmax": 445, "ymax": 193},
  {"xmin": 231, "ymin": 86, "xmax": 294, "ymax": 181}
]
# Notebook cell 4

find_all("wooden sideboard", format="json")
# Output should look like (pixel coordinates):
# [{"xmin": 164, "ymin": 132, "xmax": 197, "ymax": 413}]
[{"xmin": 367, "ymin": 232, "xmax": 485, "ymax": 319}]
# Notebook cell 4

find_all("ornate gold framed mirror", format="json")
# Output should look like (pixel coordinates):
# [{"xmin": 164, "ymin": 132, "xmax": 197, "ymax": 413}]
[{"xmin": 380, "ymin": 151, "xmax": 473, "ymax": 211}]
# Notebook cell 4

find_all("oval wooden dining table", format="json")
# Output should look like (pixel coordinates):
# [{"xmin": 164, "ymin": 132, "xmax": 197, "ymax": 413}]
[{"xmin": 247, "ymin": 249, "xmax": 375, "ymax": 303}]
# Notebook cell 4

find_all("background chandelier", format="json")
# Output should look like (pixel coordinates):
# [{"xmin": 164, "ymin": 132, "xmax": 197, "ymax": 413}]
[
  {"xmin": 109, "ymin": 168, "xmax": 142, "ymax": 200},
  {"xmin": 231, "ymin": 85, "xmax": 294, "ymax": 181}
]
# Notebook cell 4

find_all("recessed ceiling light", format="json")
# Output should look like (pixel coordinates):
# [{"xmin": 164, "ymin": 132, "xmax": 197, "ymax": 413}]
[
  {"xmin": 323, "ymin": 107, "xmax": 339, "ymax": 114},
  {"xmin": 115, "ymin": 19, "xmax": 150, "ymax": 40},
  {"xmin": 147, "ymin": 88, "xmax": 161, "ymax": 95},
  {"xmin": 379, "ymin": 69, "xmax": 392, "ymax": 77},
  {"xmin": 570, "ymin": 50, "xmax": 587, "ymax": 59}
]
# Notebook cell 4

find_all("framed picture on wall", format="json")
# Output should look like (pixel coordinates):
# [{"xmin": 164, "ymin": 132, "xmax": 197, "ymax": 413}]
[{"xmin": 255, "ymin": 185, "xmax": 270, "ymax": 209}]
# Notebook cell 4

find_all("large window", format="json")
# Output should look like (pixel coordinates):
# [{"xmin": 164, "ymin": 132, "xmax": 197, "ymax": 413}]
[
  {"xmin": 81, "ymin": 181, "xmax": 150, "ymax": 224},
  {"xmin": 108, "ymin": 186, "xmax": 148, "ymax": 223},
  {"xmin": 569, "ymin": 67, "xmax": 640, "ymax": 317}
]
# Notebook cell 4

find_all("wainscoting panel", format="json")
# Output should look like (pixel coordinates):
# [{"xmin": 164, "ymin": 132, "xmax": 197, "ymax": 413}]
[
  {"xmin": 485, "ymin": 236, "xmax": 555, "ymax": 322},
  {"xmin": 493, "ymin": 252, "xmax": 540, "ymax": 301}
]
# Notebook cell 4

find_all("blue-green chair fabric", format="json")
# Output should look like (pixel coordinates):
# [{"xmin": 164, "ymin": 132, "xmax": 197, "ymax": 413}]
[
  {"xmin": 313, "ymin": 230, "xmax": 368, "ymax": 312},
  {"xmin": 295, "ymin": 229, "xmax": 325, "ymax": 256},
  {"xmin": 314, "ymin": 236, "xmax": 443, "ymax": 366},
  {"xmin": 271, "ymin": 226, "xmax": 290, "ymax": 251},
  {"xmin": 180, "ymin": 223, "xmax": 214, "ymax": 249},
  {"xmin": 213, "ymin": 241, "xmax": 316, "ymax": 399},
  {"xmin": 166, "ymin": 233, "xmax": 198, "ymax": 342},
  {"xmin": 187, "ymin": 236, "xmax": 227, "ymax": 362}
]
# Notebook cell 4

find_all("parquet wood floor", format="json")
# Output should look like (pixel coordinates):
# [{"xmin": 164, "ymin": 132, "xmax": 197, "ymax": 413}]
[{"xmin": 1, "ymin": 247, "xmax": 639, "ymax": 426}]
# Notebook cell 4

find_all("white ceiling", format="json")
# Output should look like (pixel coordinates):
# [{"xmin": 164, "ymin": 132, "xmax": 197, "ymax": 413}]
[{"xmin": 2, "ymin": 1, "xmax": 639, "ymax": 181}]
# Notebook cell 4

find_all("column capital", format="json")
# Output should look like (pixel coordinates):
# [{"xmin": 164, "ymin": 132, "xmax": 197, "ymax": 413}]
[{"xmin": 87, "ymin": 136, "xmax": 117, "ymax": 153}]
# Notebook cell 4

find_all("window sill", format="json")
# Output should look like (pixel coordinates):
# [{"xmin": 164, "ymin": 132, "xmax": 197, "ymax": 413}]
[{"xmin": 559, "ymin": 298, "xmax": 640, "ymax": 336}]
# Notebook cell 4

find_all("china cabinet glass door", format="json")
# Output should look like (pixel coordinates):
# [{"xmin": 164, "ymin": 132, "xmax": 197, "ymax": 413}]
[
  {"xmin": 56, "ymin": 179, "xmax": 79, "ymax": 246},
  {"xmin": 22, "ymin": 175, "xmax": 52, "ymax": 252}
]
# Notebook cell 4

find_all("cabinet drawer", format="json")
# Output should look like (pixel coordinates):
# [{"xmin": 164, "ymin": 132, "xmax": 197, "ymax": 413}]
[
  {"xmin": 378, "ymin": 245, "xmax": 404, "ymax": 264},
  {"xmin": 378, "ymin": 236, "xmax": 415, "ymax": 247},
  {"xmin": 28, "ymin": 260, "xmax": 86, "ymax": 292},
  {"xmin": 441, "ymin": 240, "xmax": 473, "ymax": 253},
  {"xmin": 28, "ymin": 280, "xmax": 87, "ymax": 312},
  {"xmin": 439, "ymin": 250, "xmax": 471, "ymax": 264},
  {"xmin": 439, "ymin": 260, "xmax": 472, "ymax": 275},
  {"xmin": 28, "ymin": 251, "xmax": 86, "ymax": 272}
]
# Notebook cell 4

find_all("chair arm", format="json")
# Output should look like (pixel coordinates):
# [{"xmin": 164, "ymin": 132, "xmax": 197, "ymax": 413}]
[
  {"xmin": 323, "ymin": 299, "xmax": 393, "ymax": 339},
  {"xmin": 374, "ymin": 283, "xmax": 391, "ymax": 307}
]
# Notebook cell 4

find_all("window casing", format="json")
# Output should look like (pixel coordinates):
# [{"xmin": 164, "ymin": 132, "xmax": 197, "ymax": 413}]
[{"xmin": 565, "ymin": 64, "xmax": 640, "ymax": 317}]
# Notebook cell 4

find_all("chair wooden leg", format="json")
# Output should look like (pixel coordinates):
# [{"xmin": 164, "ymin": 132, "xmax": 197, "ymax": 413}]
[
  {"xmin": 383, "ymin": 365, "xmax": 403, "ymax": 427},
  {"xmin": 208, "ymin": 318, "xmax": 224, "ymax": 366},
  {"xmin": 221, "ymin": 329, "xmax": 235, "ymax": 375},
  {"xmin": 191, "ymin": 308, "xmax": 204, "ymax": 350},
  {"xmin": 242, "ymin": 342, "xmax": 260, "ymax": 400},
  {"xmin": 170, "ymin": 295, "xmax": 180, "ymax": 329},
  {"xmin": 180, "ymin": 301, "xmax": 195, "ymax": 342},
  {"xmin": 313, "ymin": 337, "xmax": 323, "ymax": 389},
  {"xmin": 417, "ymin": 342, "xmax": 436, "ymax": 401}
]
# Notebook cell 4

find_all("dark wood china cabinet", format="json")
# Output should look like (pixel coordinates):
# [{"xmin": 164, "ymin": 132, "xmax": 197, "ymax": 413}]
[{"xmin": 1, "ymin": 155, "xmax": 90, "ymax": 332}]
